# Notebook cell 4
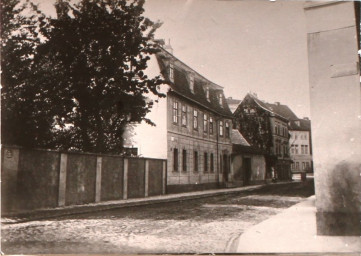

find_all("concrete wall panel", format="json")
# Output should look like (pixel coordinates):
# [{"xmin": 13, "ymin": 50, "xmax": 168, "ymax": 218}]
[
  {"xmin": 101, "ymin": 156, "xmax": 124, "ymax": 201},
  {"xmin": 65, "ymin": 154, "xmax": 97, "ymax": 206},
  {"xmin": 127, "ymin": 158, "xmax": 145, "ymax": 198}
]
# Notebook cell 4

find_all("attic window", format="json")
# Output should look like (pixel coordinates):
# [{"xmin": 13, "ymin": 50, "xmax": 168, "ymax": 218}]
[
  {"xmin": 218, "ymin": 93, "xmax": 223, "ymax": 107},
  {"xmin": 189, "ymin": 75, "xmax": 194, "ymax": 93},
  {"xmin": 206, "ymin": 87, "xmax": 210, "ymax": 101},
  {"xmin": 169, "ymin": 63, "xmax": 174, "ymax": 82}
]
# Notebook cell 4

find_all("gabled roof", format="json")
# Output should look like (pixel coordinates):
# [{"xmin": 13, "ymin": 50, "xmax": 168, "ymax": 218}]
[
  {"xmin": 264, "ymin": 103, "xmax": 299, "ymax": 120},
  {"xmin": 244, "ymin": 93, "xmax": 291, "ymax": 121},
  {"xmin": 156, "ymin": 48, "xmax": 233, "ymax": 118},
  {"xmin": 231, "ymin": 129, "xmax": 250, "ymax": 146}
]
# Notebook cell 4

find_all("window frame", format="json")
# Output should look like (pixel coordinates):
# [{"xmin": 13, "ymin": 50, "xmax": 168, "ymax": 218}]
[
  {"xmin": 193, "ymin": 109, "xmax": 198, "ymax": 130},
  {"xmin": 219, "ymin": 120, "xmax": 224, "ymax": 137},
  {"xmin": 181, "ymin": 104, "xmax": 187, "ymax": 127},
  {"xmin": 173, "ymin": 148, "xmax": 178, "ymax": 172},
  {"xmin": 173, "ymin": 101, "xmax": 178, "ymax": 124},
  {"xmin": 182, "ymin": 149, "xmax": 187, "ymax": 172}
]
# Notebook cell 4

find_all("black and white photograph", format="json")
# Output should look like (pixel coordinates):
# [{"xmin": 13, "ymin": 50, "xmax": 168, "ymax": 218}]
[{"xmin": 1, "ymin": 0, "xmax": 361, "ymax": 254}]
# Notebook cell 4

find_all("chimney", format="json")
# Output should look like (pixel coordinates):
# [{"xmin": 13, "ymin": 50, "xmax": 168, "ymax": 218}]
[
  {"xmin": 228, "ymin": 97, "xmax": 233, "ymax": 100},
  {"xmin": 303, "ymin": 117, "xmax": 309, "ymax": 120},
  {"xmin": 164, "ymin": 38, "xmax": 173, "ymax": 54},
  {"xmin": 275, "ymin": 102, "xmax": 280, "ymax": 106}
]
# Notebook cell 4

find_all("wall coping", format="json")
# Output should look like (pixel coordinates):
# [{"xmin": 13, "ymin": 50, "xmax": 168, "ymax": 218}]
[{"xmin": 1, "ymin": 144, "xmax": 166, "ymax": 161}]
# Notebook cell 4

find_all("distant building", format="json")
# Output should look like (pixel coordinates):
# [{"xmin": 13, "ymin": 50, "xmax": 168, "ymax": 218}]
[
  {"xmin": 128, "ymin": 47, "xmax": 234, "ymax": 192},
  {"xmin": 226, "ymin": 97, "xmax": 242, "ymax": 113},
  {"xmin": 288, "ymin": 118, "xmax": 313, "ymax": 173},
  {"xmin": 233, "ymin": 93, "xmax": 292, "ymax": 180}
]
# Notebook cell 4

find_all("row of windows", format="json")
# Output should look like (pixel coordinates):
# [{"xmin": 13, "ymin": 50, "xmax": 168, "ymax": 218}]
[
  {"xmin": 169, "ymin": 64, "xmax": 223, "ymax": 106},
  {"xmin": 290, "ymin": 133, "xmax": 308, "ymax": 140},
  {"xmin": 290, "ymin": 145, "xmax": 309, "ymax": 155},
  {"xmin": 173, "ymin": 101, "xmax": 230, "ymax": 138},
  {"xmin": 275, "ymin": 143, "xmax": 289, "ymax": 156},
  {"xmin": 173, "ymin": 149, "xmax": 217, "ymax": 173},
  {"xmin": 291, "ymin": 161, "xmax": 310, "ymax": 171},
  {"xmin": 274, "ymin": 122, "xmax": 288, "ymax": 137}
]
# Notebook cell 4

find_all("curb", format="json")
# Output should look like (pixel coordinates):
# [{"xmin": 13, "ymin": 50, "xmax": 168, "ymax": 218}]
[{"xmin": 2, "ymin": 181, "xmax": 296, "ymax": 224}]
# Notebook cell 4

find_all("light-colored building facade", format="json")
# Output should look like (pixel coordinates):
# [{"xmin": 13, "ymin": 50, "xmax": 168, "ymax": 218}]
[
  {"xmin": 128, "ymin": 47, "xmax": 234, "ymax": 192},
  {"xmin": 289, "ymin": 118, "xmax": 312, "ymax": 173}
]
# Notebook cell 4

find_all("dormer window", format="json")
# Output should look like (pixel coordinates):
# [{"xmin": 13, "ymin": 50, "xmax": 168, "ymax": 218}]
[
  {"xmin": 218, "ymin": 93, "xmax": 223, "ymax": 106},
  {"xmin": 169, "ymin": 63, "xmax": 174, "ymax": 82},
  {"xmin": 206, "ymin": 87, "xmax": 210, "ymax": 101},
  {"xmin": 189, "ymin": 75, "xmax": 194, "ymax": 93}
]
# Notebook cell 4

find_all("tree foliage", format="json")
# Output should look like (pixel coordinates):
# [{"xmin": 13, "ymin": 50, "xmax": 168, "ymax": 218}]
[{"xmin": 1, "ymin": 0, "xmax": 165, "ymax": 153}]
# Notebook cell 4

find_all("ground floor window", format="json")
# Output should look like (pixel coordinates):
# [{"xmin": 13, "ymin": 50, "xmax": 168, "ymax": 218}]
[
  {"xmin": 210, "ymin": 153, "xmax": 214, "ymax": 172},
  {"xmin": 173, "ymin": 148, "xmax": 178, "ymax": 171},
  {"xmin": 194, "ymin": 151, "xmax": 198, "ymax": 172},
  {"xmin": 295, "ymin": 162, "xmax": 299, "ymax": 171},
  {"xmin": 182, "ymin": 149, "xmax": 187, "ymax": 172},
  {"xmin": 204, "ymin": 152, "xmax": 208, "ymax": 172}
]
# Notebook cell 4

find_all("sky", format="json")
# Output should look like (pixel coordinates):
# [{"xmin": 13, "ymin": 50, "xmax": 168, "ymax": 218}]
[{"xmin": 34, "ymin": 0, "xmax": 311, "ymax": 118}]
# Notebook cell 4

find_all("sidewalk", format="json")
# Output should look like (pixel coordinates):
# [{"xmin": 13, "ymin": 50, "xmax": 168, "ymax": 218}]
[
  {"xmin": 2, "ymin": 182, "xmax": 281, "ymax": 224},
  {"xmin": 232, "ymin": 196, "xmax": 361, "ymax": 253}
]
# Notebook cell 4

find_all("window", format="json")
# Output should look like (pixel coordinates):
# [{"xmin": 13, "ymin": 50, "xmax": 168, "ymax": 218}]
[
  {"xmin": 225, "ymin": 122, "xmax": 230, "ymax": 138},
  {"xmin": 218, "ymin": 93, "xmax": 223, "ymax": 106},
  {"xmin": 275, "ymin": 124, "xmax": 278, "ymax": 135},
  {"xmin": 305, "ymin": 145, "xmax": 308, "ymax": 154},
  {"xmin": 173, "ymin": 148, "xmax": 178, "ymax": 171},
  {"xmin": 291, "ymin": 163, "xmax": 295, "ymax": 170},
  {"xmin": 302, "ymin": 162, "xmax": 306, "ymax": 171},
  {"xmin": 204, "ymin": 152, "xmax": 208, "ymax": 172},
  {"xmin": 169, "ymin": 63, "xmax": 174, "ymax": 82},
  {"xmin": 194, "ymin": 151, "xmax": 198, "ymax": 172},
  {"xmin": 291, "ymin": 145, "xmax": 295, "ymax": 154},
  {"xmin": 206, "ymin": 87, "xmax": 210, "ymax": 101},
  {"xmin": 193, "ymin": 110, "xmax": 198, "ymax": 130},
  {"xmin": 295, "ymin": 145, "xmax": 299, "ymax": 154},
  {"xmin": 210, "ymin": 153, "xmax": 214, "ymax": 172},
  {"xmin": 219, "ymin": 120, "xmax": 224, "ymax": 136},
  {"xmin": 295, "ymin": 162, "xmax": 299, "ymax": 171},
  {"xmin": 181, "ymin": 105, "xmax": 187, "ymax": 126},
  {"xmin": 173, "ymin": 101, "xmax": 178, "ymax": 124},
  {"xmin": 209, "ymin": 117, "xmax": 213, "ymax": 134},
  {"xmin": 306, "ymin": 162, "xmax": 310, "ymax": 170},
  {"xmin": 189, "ymin": 75, "xmax": 194, "ymax": 93},
  {"xmin": 203, "ymin": 113, "xmax": 208, "ymax": 133},
  {"xmin": 182, "ymin": 149, "xmax": 187, "ymax": 172},
  {"xmin": 301, "ymin": 145, "xmax": 305, "ymax": 154}
]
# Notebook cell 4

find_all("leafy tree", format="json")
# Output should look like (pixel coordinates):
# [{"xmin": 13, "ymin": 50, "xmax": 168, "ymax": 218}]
[
  {"xmin": 1, "ymin": 0, "xmax": 54, "ymax": 148},
  {"xmin": 2, "ymin": 0, "xmax": 165, "ymax": 153}
]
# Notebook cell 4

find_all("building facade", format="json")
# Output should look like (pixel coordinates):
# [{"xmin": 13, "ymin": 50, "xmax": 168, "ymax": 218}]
[
  {"xmin": 233, "ymin": 93, "xmax": 292, "ymax": 180},
  {"xmin": 288, "ymin": 118, "xmax": 313, "ymax": 173},
  {"xmin": 128, "ymin": 47, "xmax": 234, "ymax": 192},
  {"xmin": 157, "ymin": 49, "xmax": 233, "ymax": 192}
]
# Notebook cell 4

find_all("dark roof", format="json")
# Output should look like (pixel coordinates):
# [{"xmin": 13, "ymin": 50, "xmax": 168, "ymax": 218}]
[
  {"xmin": 231, "ymin": 129, "xmax": 250, "ymax": 146},
  {"xmin": 244, "ymin": 93, "xmax": 296, "ymax": 121},
  {"xmin": 264, "ymin": 103, "xmax": 299, "ymax": 120},
  {"xmin": 156, "ymin": 48, "xmax": 233, "ymax": 118},
  {"xmin": 289, "ymin": 118, "xmax": 311, "ymax": 131},
  {"xmin": 232, "ymin": 144, "xmax": 266, "ymax": 155},
  {"xmin": 226, "ymin": 97, "xmax": 242, "ymax": 105}
]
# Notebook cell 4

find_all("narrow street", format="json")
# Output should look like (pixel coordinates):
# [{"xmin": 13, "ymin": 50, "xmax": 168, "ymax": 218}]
[{"xmin": 1, "ymin": 181, "xmax": 314, "ymax": 254}]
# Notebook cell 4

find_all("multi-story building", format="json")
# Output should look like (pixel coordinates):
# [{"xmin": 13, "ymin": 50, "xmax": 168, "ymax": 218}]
[
  {"xmin": 288, "ymin": 118, "xmax": 313, "ymax": 173},
  {"xmin": 127, "ymin": 47, "xmax": 233, "ymax": 192},
  {"xmin": 233, "ymin": 93, "xmax": 292, "ymax": 180}
]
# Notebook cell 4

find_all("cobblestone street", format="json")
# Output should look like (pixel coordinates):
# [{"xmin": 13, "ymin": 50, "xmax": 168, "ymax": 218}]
[{"xmin": 1, "ymin": 181, "xmax": 314, "ymax": 254}]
